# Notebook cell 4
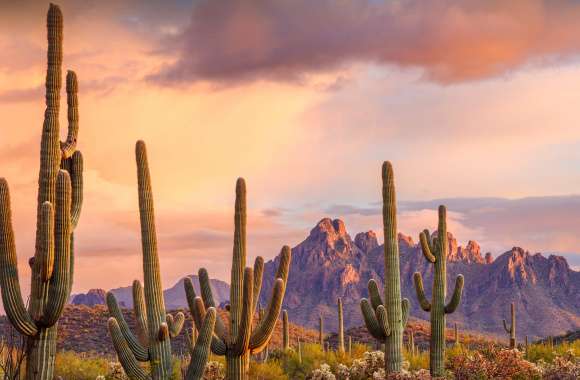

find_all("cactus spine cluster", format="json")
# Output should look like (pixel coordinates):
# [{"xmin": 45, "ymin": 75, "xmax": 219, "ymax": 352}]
[
  {"xmin": 0, "ymin": 4, "xmax": 83, "ymax": 379},
  {"xmin": 337, "ymin": 297, "xmax": 345, "ymax": 353},
  {"xmin": 413, "ymin": 205, "xmax": 465, "ymax": 377},
  {"xmin": 502, "ymin": 302, "xmax": 516, "ymax": 349},
  {"xmin": 360, "ymin": 162, "xmax": 410, "ymax": 373},
  {"xmin": 184, "ymin": 178, "xmax": 291, "ymax": 380},
  {"xmin": 106, "ymin": 141, "xmax": 214, "ymax": 380},
  {"xmin": 282, "ymin": 310, "xmax": 290, "ymax": 350}
]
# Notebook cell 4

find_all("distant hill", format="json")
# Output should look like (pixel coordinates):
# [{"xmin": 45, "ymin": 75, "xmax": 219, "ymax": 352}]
[{"xmin": 259, "ymin": 218, "xmax": 580, "ymax": 340}]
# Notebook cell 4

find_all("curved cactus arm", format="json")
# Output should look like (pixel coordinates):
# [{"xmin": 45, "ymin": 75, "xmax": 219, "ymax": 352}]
[
  {"xmin": 185, "ymin": 327, "xmax": 195, "ymax": 353},
  {"xmin": 502, "ymin": 319, "xmax": 511, "ymax": 334},
  {"xmin": 108, "ymin": 318, "xmax": 151, "ymax": 380},
  {"xmin": 419, "ymin": 231, "xmax": 436, "ymax": 263},
  {"xmin": 445, "ymin": 275, "xmax": 464, "ymax": 314},
  {"xmin": 231, "ymin": 267, "xmax": 254, "ymax": 356},
  {"xmin": 401, "ymin": 298, "xmax": 410, "ymax": 328},
  {"xmin": 166, "ymin": 312, "xmax": 185, "ymax": 338},
  {"xmin": 360, "ymin": 299, "xmax": 387, "ymax": 340},
  {"xmin": 249, "ymin": 278, "xmax": 285, "ymax": 352},
  {"xmin": 376, "ymin": 305, "xmax": 391, "ymax": 337},
  {"xmin": 413, "ymin": 272, "xmax": 432, "ymax": 312},
  {"xmin": 185, "ymin": 307, "xmax": 216, "ymax": 380},
  {"xmin": 68, "ymin": 151, "xmax": 83, "ymax": 228},
  {"xmin": 274, "ymin": 246, "xmax": 292, "ymax": 284},
  {"xmin": 251, "ymin": 256, "xmax": 264, "ymax": 316},
  {"xmin": 0, "ymin": 179, "xmax": 38, "ymax": 337},
  {"xmin": 188, "ymin": 295, "xmax": 227, "ymax": 355},
  {"xmin": 106, "ymin": 292, "xmax": 149, "ymax": 361},
  {"xmin": 367, "ymin": 279, "xmax": 384, "ymax": 311},
  {"xmin": 39, "ymin": 201, "xmax": 55, "ymax": 282},
  {"xmin": 42, "ymin": 170, "xmax": 72, "ymax": 327},
  {"xmin": 132, "ymin": 280, "xmax": 149, "ymax": 347},
  {"xmin": 197, "ymin": 269, "xmax": 228, "ymax": 340},
  {"xmin": 60, "ymin": 70, "xmax": 79, "ymax": 159}
]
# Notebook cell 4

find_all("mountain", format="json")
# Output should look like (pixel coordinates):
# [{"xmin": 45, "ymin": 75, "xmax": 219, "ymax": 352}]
[
  {"xmin": 260, "ymin": 218, "xmax": 580, "ymax": 340},
  {"xmin": 71, "ymin": 275, "xmax": 230, "ymax": 310}
]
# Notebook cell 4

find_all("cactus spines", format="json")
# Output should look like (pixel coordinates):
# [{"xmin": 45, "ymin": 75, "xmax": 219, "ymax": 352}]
[
  {"xmin": 413, "ymin": 205, "xmax": 465, "ymax": 377},
  {"xmin": 0, "ymin": 5, "xmax": 83, "ymax": 380},
  {"xmin": 502, "ymin": 302, "xmax": 516, "ymax": 349},
  {"xmin": 107, "ymin": 141, "xmax": 211, "ymax": 380},
  {"xmin": 337, "ymin": 297, "xmax": 345, "ymax": 353},
  {"xmin": 359, "ymin": 162, "xmax": 409, "ymax": 374},
  {"xmin": 282, "ymin": 310, "xmax": 290, "ymax": 350},
  {"xmin": 185, "ymin": 178, "xmax": 292, "ymax": 380},
  {"xmin": 319, "ymin": 315, "xmax": 324, "ymax": 348}
]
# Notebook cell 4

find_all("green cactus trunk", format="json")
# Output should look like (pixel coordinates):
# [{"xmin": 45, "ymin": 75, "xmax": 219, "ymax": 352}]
[
  {"xmin": 359, "ymin": 162, "xmax": 410, "ymax": 374},
  {"xmin": 338, "ymin": 298, "xmax": 344, "ymax": 353},
  {"xmin": 503, "ymin": 303, "xmax": 516, "ymax": 349},
  {"xmin": 282, "ymin": 310, "xmax": 289, "ymax": 351},
  {"xmin": 0, "ymin": 5, "xmax": 83, "ymax": 380},
  {"xmin": 413, "ymin": 206, "xmax": 465, "ymax": 377},
  {"xmin": 185, "ymin": 178, "xmax": 292, "ymax": 379},
  {"xmin": 319, "ymin": 316, "xmax": 324, "ymax": 348}
]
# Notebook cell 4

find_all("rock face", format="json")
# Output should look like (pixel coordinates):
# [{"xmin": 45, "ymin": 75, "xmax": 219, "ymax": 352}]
[
  {"xmin": 71, "ymin": 289, "xmax": 106, "ymax": 306},
  {"xmin": 260, "ymin": 218, "xmax": 580, "ymax": 340}
]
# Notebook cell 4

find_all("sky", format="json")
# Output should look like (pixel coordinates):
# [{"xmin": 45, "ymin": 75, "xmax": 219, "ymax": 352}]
[{"xmin": 1, "ymin": 0, "xmax": 580, "ymax": 299}]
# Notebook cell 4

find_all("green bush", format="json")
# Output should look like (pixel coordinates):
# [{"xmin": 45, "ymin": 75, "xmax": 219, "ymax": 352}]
[{"xmin": 53, "ymin": 352, "xmax": 112, "ymax": 380}]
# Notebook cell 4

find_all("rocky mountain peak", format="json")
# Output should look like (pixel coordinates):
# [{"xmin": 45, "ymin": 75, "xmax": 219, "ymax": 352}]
[
  {"xmin": 354, "ymin": 230, "xmax": 378, "ymax": 253},
  {"xmin": 398, "ymin": 233, "xmax": 414, "ymax": 248},
  {"xmin": 310, "ymin": 218, "xmax": 348, "ymax": 241},
  {"xmin": 502, "ymin": 247, "xmax": 537, "ymax": 285},
  {"xmin": 71, "ymin": 288, "xmax": 106, "ymax": 306},
  {"xmin": 485, "ymin": 252, "xmax": 494, "ymax": 264}
]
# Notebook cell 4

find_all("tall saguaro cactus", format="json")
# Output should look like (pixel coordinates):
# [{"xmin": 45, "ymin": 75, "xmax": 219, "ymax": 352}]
[
  {"xmin": 0, "ymin": 4, "xmax": 83, "ymax": 380},
  {"xmin": 359, "ymin": 162, "xmax": 410, "ymax": 374},
  {"xmin": 185, "ymin": 178, "xmax": 292, "ymax": 380},
  {"xmin": 282, "ymin": 310, "xmax": 290, "ymax": 350},
  {"xmin": 502, "ymin": 302, "xmax": 516, "ymax": 349},
  {"xmin": 106, "ymin": 141, "xmax": 214, "ymax": 380},
  {"xmin": 319, "ymin": 316, "xmax": 324, "ymax": 348},
  {"xmin": 337, "ymin": 298, "xmax": 345, "ymax": 353},
  {"xmin": 413, "ymin": 205, "xmax": 465, "ymax": 377}
]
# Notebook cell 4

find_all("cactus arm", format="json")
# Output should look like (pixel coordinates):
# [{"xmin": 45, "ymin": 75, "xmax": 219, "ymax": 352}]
[
  {"xmin": 68, "ymin": 151, "xmax": 83, "ymax": 228},
  {"xmin": 367, "ymin": 279, "xmax": 384, "ymax": 310},
  {"xmin": 42, "ymin": 170, "xmax": 72, "ymax": 327},
  {"xmin": 401, "ymin": 298, "xmax": 410, "ymax": 328},
  {"xmin": 230, "ymin": 178, "xmax": 247, "ymax": 343},
  {"xmin": 231, "ymin": 267, "xmax": 253, "ymax": 356},
  {"xmin": 282, "ymin": 309, "xmax": 289, "ymax": 350},
  {"xmin": 251, "ymin": 256, "xmax": 264, "ymax": 315},
  {"xmin": 39, "ymin": 202, "xmax": 55, "ymax": 282},
  {"xmin": 106, "ymin": 292, "xmax": 149, "ymax": 361},
  {"xmin": 198, "ymin": 269, "xmax": 227, "ymax": 340},
  {"xmin": 445, "ymin": 275, "xmax": 464, "ymax": 314},
  {"xmin": 419, "ymin": 231, "xmax": 436, "ymax": 263},
  {"xmin": 60, "ymin": 71, "xmax": 79, "ymax": 159},
  {"xmin": 376, "ymin": 305, "xmax": 391, "ymax": 337},
  {"xmin": 132, "ymin": 280, "xmax": 149, "ymax": 347},
  {"xmin": 166, "ymin": 312, "xmax": 185, "ymax": 338},
  {"xmin": 274, "ymin": 246, "xmax": 291, "ymax": 284},
  {"xmin": 413, "ymin": 272, "xmax": 432, "ymax": 312},
  {"xmin": 188, "ymin": 295, "xmax": 227, "ymax": 355},
  {"xmin": 185, "ymin": 307, "xmax": 216, "ymax": 380},
  {"xmin": 0, "ymin": 179, "xmax": 38, "ymax": 336},
  {"xmin": 158, "ymin": 322, "xmax": 169, "ymax": 341},
  {"xmin": 108, "ymin": 318, "xmax": 151, "ymax": 380},
  {"xmin": 502, "ymin": 319, "xmax": 511, "ymax": 334},
  {"xmin": 360, "ymin": 299, "xmax": 387, "ymax": 340},
  {"xmin": 249, "ymin": 278, "xmax": 285, "ymax": 352},
  {"xmin": 185, "ymin": 328, "xmax": 195, "ymax": 353}
]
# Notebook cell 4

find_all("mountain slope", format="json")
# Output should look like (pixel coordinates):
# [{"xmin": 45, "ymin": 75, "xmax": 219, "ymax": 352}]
[{"xmin": 260, "ymin": 218, "xmax": 580, "ymax": 340}]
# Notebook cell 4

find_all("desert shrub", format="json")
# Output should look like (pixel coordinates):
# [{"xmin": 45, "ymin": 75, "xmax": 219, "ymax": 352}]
[
  {"xmin": 53, "ymin": 352, "xmax": 111, "ymax": 380},
  {"xmin": 404, "ymin": 348, "xmax": 429, "ymax": 371},
  {"xmin": 307, "ymin": 364, "xmax": 336, "ymax": 380},
  {"xmin": 348, "ymin": 350, "xmax": 385, "ymax": 380},
  {"xmin": 526, "ymin": 340, "xmax": 579, "ymax": 364},
  {"xmin": 249, "ymin": 360, "xmax": 288, "ymax": 380},
  {"xmin": 539, "ymin": 350, "xmax": 580, "ymax": 380}
]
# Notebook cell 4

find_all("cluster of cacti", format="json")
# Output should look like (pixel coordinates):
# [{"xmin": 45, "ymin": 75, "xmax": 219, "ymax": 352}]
[
  {"xmin": 106, "ymin": 141, "xmax": 214, "ymax": 380},
  {"xmin": 0, "ymin": 4, "xmax": 83, "ymax": 379},
  {"xmin": 413, "ymin": 205, "xmax": 465, "ymax": 377},
  {"xmin": 282, "ymin": 309, "xmax": 290, "ymax": 350},
  {"xmin": 359, "ymin": 162, "xmax": 410, "ymax": 374},
  {"xmin": 502, "ymin": 302, "xmax": 516, "ymax": 349},
  {"xmin": 337, "ymin": 297, "xmax": 345, "ymax": 353},
  {"xmin": 184, "ymin": 178, "xmax": 292, "ymax": 380}
]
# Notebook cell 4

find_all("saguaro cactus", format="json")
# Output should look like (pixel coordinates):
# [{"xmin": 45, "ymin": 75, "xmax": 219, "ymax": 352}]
[
  {"xmin": 337, "ymin": 298, "xmax": 345, "ymax": 353},
  {"xmin": 319, "ymin": 316, "xmax": 324, "ymax": 348},
  {"xmin": 106, "ymin": 141, "xmax": 213, "ymax": 380},
  {"xmin": 0, "ymin": 4, "xmax": 83, "ymax": 380},
  {"xmin": 502, "ymin": 302, "xmax": 516, "ymax": 349},
  {"xmin": 360, "ymin": 162, "xmax": 410, "ymax": 373},
  {"xmin": 282, "ymin": 310, "xmax": 290, "ymax": 350},
  {"xmin": 185, "ymin": 178, "xmax": 292, "ymax": 380},
  {"xmin": 413, "ymin": 205, "xmax": 465, "ymax": 377},
  {"xmin": 408, "ymin": 329, "xmax": 416, "ymax": 356}
]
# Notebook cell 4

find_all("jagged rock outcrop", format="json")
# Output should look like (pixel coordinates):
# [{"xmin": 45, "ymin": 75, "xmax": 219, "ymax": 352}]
[
  {"xmin": 260, "ymin": 218, "xmax": 580, "ymax": 340},
  {"xmin": 71, "ymin": 289, "xmax": 107, "ymax": 306}
]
